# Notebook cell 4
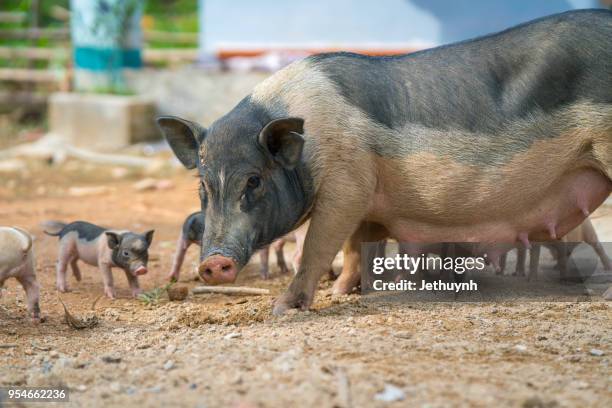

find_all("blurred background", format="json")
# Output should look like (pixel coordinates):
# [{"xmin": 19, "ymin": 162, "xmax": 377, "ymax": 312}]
[{"xmin": 0, "ymin": 0, "xmax": 609, "ymax": 155}]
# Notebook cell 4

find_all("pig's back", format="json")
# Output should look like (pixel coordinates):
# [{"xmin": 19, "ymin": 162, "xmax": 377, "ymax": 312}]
[
  {"xmin": 58, "ymin": 221, "xmax": 105, "ymax": 241},
  {"xmin": 0, "ymin": 227, "xmax": 30, "ymax": 274},
  {"xmin": 306, "ymin": 9, "xmax": 611, "ymax": 136}
]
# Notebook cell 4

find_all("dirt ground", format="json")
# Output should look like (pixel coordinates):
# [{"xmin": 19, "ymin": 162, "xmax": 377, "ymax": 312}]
[{"xmin": 1, "ymin": 159, "xmax": 611, "ymax": 408}]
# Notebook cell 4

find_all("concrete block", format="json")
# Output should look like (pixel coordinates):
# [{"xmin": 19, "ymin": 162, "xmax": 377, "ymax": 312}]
[{"xmin": 49, "ymin": 92, "xmax": 158, "ymax": 150}]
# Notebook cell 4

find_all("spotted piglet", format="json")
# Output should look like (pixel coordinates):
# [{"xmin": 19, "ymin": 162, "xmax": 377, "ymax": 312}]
[
  {"xmin": 0, "ymin": 226, "xmax": 40, "ymax": 322},
  {"xmin": 44, "ymin": 221, "xmax": 154, "ymax": 299}
]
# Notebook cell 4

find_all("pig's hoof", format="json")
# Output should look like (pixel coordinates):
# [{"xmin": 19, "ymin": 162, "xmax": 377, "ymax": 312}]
[
  {"xmin": 260, "ymin": 272, "xmax": 270, "ymax": 280},
  {"xmin": 167, "ymin": 274, "xmax": 178, "ymax": 283},
  {"xmin": 31, "ymin": 316, "xmax": 43, "ymax": 324},
  {"xmin": 279, "ymin": 265, "xmax": 290, "ymax": 275},
  {"xmin": 131, "ymin": 288, "xmax": 143, "ymax": 298},
  {"xmin": 56, "ymin": 285, "xmax": 69, "ymax": 293},
  {"xmin": 272, "ymin": 291, "xmax": 311, "ymax": 316},
  {"xmin": 104, "ymin": 287, "xmax": 116, "ymax": 299},
  {"xmin": 331, "ymin": 281, "xmax": 353, "ymax": 295}
]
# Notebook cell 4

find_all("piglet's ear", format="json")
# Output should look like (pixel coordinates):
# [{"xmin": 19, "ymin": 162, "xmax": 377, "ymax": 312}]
[
  {"xmin": 144, "ymin": 230, "xmax": 155, "ymax": 247},
  {"xmin": 105, "ymin": 232, "xmax": 121, "ymax": 250},
  {"xmin": 156, "ymin": 116, "xmax": 206, "ymax": 170},
  {"xmin": 259, "ymin": 117, "xmax": 305, "ymax": 169}
]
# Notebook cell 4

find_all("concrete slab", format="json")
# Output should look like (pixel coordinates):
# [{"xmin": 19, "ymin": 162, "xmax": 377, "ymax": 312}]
[{"xmin": 49, "ymin": 92, "xmax": 158, "ymax": 150}]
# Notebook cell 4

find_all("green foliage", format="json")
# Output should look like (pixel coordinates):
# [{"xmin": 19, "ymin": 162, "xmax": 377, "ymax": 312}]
[{"xmin": 138, "ymin": 282, "xmax": 175, "ymax": 306}]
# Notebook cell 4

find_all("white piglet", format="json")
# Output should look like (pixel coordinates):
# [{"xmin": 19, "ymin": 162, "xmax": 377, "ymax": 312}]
[{"xmin": 0, "ymin": 226, "xmax": 41, "ymax": 322}]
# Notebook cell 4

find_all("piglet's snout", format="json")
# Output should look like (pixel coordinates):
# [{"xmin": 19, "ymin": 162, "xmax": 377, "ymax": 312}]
[
  {"xmin": 198, "ymin": 255, "xmax": 237, "ymax": 284},
  {"xmin": 134, "ymin": 266, "xmax": 148, "ymax": 276}
]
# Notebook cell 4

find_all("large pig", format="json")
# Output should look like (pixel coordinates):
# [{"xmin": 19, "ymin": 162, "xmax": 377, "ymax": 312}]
[
  {"xmin": 44, "ymin": 221, "xmax": 154, "ymax": 299},
  {"xmin": 158, "ymin": 10, "xmax": 612, "ymax": 314},
  {"xmin": 168, "ymin": 211, "xmax": 293, "ymax": 281},
  {"xmin": 0, "ymin": 226, "xmax": 40, "ymax": 322}
]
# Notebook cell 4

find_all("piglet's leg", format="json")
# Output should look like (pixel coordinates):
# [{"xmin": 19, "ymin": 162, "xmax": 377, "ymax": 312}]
[
  {"xmin": 514, "ymin": 247, "xmax": 526, "ymax": 276},
  {"xmin": 16, "ymin": 272, "xmax": 40, "ymax": 322},
  {"xmin": 258, "ymin": 247, "xmax": 270, "ymax": 280},
  {"xmin": 582, "ymin": 221, "xmax": 612, "ymax": 271},
  {"xmin": 70, "ymin": 257, "xmax": 82, "ymax": 282},
  {"xmin": 124, "ymin": 270, "xmax": 142, "ymax": 298},
  {"xmin": 168, "ymin": 234, "xmax": 191, "ymax": 281},
  {"xmin": 272, "ymin": 238, "xmax": 289, "ymax": 275},
  {"xmin": 527, "ymin": 244, "xmax": 541, "ymax": 282},
  {"xmin": 100, "ymin": 263, "xmax": 116, "ymax": 299},
  {"xmin": 56, "ymin": 245, "xmax": 72, "ymax": 292}
]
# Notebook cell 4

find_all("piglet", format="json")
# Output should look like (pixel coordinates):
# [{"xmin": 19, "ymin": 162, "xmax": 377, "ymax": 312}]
[
  {"xmin": 44, "ymin": 221, "xmax": 154, "ymax": 299},
  {"xmin": 0, "ymin": 226, "xmax": 40, "ymax": 322}
]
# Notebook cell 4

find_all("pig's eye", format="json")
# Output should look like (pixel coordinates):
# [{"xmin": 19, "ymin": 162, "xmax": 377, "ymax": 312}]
[
  {"xmin": 246, "ymin": 175, "xmax": 261, "ymax": 190},
  {"xmin": 122, "ymin": 251, "xmax": 129, "ymax": 257}
]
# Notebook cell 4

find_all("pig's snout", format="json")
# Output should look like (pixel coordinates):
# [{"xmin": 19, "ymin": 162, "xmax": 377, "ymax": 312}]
[
  {"xmin": 198, "ymin": 255, "xmax": 238, "ymax": 284},
  {"xmin": 134, "ymin": 266, "xmax": 148, "ymax": 276}
]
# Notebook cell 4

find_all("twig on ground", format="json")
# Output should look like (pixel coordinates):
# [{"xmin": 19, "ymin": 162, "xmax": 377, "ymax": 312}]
[{"xmin": 192, "ymin": 286, "xmax": 270, "ymax": 296}]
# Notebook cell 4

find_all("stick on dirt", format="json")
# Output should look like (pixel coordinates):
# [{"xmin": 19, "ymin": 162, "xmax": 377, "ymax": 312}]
[{"xmin": 192, "ymin": 286, "xmax": 270, "ymax": 296}]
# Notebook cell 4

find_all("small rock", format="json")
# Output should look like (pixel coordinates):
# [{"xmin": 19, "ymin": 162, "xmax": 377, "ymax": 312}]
[
  {"xmin": 515, "ymin": 344, "xmax": 528, "ymax": 352},
  {"xmin": 155, "ymin": 179, "xmax": 174, "ymax": 190},
  {"xmin": 0, "ymin": 159, "xmax": 27, "ymax": 173},
  {"xmin": 68, "ymin": 186, "xmax": 111, "ymax": 197},
  {"xmin": 571, "ymin": 381, "xmax": 589, "ymax": 389},
  {"xmin": 49, "ymin": 350, "xmax": 59, "ymax": 358},
  {"xmin": 224, "ymin": 332, "xmax": 242, "ymax": 340},
  {"xmin": 75, "ymin": 385, "xmax": 87, "ymax": 392},
  {"xmin": 165, "ymin": 344, "xmax": 177, "ymax": 355},
  {"xmin": 113, "ymin": 328, "xmax": 126, "ymax": 334},
  {"xmin": 145, "ymin": 386, "xmax": 162, "ymax": 394},
  {"xmin": 133, "ymin": 178, "xmax": 157, "ymax": 191},
  {"xmin": 101, "ymin": 355, "xmax": 122, "ymax": 364},
  {"xmin": 110, "ymin": 382, "xmax": 121, "ymax": 393},
  {"xmin": 374, "ymin": 384, "xmax": 405, "ymax": 402},
  {"xmin": 394, "ymin": 331, "xmax": 412, "ymax": 339},
  {"xmin": 111, "ymin": 167, "xmax": 129, "ymax": 179},
  {"xmin": 589, "ymin": 348, "xmax": 604, "ymax": 356},
  {"xmin": 163, "ymin": 360, "xmax": 175, "ymax": 371}
]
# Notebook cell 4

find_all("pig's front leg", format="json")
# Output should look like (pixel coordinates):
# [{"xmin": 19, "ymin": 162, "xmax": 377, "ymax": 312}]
[
  {"xmin": 16, "ymin": 272, "xmax": 40, "ymax": 322},
  {"xmin": 100, "ymin": 263, "xmax": 116, "ymax": 299},
  {"xmin": 273, "ymin": 179, "xmax": 373, "ymax": 315},
  {"xmin": 124, "ymin": 270, "xmax": 142, "ymax": 298}
]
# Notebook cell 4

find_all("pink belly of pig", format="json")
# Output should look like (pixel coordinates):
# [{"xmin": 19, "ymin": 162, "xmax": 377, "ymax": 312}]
[
  {"xmin": 75, "ymin": 240, "xmax": 102, "ymax": 266},
  {"xmin": 376, "ymin": 168, "xmax": 611, "ymax": 244}
]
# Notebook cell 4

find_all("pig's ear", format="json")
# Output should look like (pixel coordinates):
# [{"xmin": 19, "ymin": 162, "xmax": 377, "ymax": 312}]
[
  {"xmin": 156, "ymin": 116, "xmax": 206, "ymax": 170},
  {"xmin": 105, "ymin": 232, "xmax": 121, "ymax": 249},
  {"xmin": 144, "ymin": 230, "xmax": 155, "ymax": 247},
  {"xmin": 259, "ymin": 117, "xmax": 305, "ymax": 169}
]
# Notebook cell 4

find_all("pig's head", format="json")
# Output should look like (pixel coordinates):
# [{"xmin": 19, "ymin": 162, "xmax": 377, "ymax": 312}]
[
  {"xmin": 157, "ymin": 102, "xmax": 312, "ymax": 284},
  {"xmin": 106, "ymin": 230, "xmax": 155, "ymax": 276}
]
